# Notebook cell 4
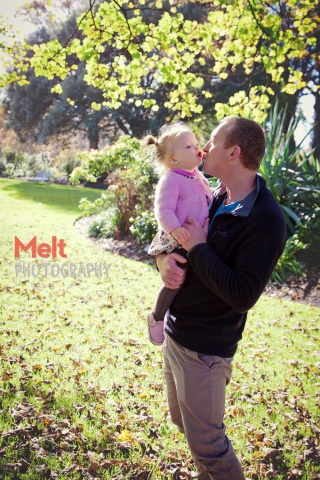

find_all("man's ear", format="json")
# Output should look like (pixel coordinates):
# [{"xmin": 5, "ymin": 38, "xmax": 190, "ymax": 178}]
[{"xmin": 229, "ymin": 145, "xmax": 241, "ymax": 159}]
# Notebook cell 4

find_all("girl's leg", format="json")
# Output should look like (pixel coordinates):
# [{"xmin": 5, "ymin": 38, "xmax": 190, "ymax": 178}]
[
  {"xmin": 147, "ymin": 248, "xmax": 188, "ymax": 346},
  {"xmin": 152, "ymin": 285, "xmax": 182, "ymax": 321}
]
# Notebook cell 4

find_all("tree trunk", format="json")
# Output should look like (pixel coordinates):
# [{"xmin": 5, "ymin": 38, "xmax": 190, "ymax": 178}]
[
  {"xmin": 116, "ymin": 117, "xmax": 131, "ymax": 136},
  {"xmin": 273, "ymin": 91, "xmax": 299, "ymax": 154},
  {"xmin": 88, "ymin": 121, "xmax": 99, "ymax": 150}
]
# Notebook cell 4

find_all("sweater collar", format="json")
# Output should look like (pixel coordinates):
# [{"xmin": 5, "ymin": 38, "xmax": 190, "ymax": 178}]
[{"xmin": 171, "ymin": 168, "xmax": 198, "ymax": 177}]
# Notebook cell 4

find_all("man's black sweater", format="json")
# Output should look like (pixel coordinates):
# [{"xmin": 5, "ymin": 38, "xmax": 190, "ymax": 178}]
[{"xmin": 165, "ymin": 175, "xmax": 287, "ymax": 358}]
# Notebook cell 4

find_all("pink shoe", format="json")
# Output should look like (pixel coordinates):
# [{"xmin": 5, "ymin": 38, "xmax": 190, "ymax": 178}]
[{"xmin": 147, "ymin": 312, "xmax": 164, "ymax": 346}]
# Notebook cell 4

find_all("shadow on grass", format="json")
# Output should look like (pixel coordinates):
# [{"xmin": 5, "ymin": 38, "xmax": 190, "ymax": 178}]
[{"xmin": 0, "ymin": 179, "xmax": 102, "ymax": 215}]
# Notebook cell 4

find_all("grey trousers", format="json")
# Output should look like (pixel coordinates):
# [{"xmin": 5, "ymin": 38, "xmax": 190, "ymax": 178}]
[{"xmin": 162, "ymin": 334, "xmax": 245, "ymax": 480}]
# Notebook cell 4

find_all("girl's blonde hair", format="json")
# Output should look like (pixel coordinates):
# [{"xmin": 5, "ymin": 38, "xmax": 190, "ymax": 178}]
[{"xmin": 144, "ymin": 122, "xmax": 192, "ymax": 175}]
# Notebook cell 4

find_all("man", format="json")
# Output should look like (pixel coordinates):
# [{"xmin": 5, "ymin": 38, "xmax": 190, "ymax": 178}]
[{"xmin": 157, "ymin": 116, "xmax": 287, "ymax": 479}]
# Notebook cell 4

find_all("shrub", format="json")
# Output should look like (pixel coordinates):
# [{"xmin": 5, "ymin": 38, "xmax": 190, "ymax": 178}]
[
  {"xmin": 261, "ymin": 102, "xmax": 320, "ymax": 234},
  {"xmin": 70, "ymin": 136, "xmax": 145, "ymax": 185},
  {"xmin": 27, "ymin": 152, "xmax": 55, "ymax": 180},
  {"xmin": 25, "ymin": 156, "xmax": 39, "ymax": 176},
  {"xmin": 0, "ymin": 158, "xmax": 7, "ymax": 176},
  {"xmin": 271, "ymin": 234, "xmax": 306, "ymax": 283},
  {"xmin": 108, "ymin": 162, "xmax": 155, "ymax": 237},
  {"xmin": 5, "ymin": 162, "xmax": 15, "ymax": 177},
  {"xmin": 48, "ymin": 168, "xmax": 68, "ymax": 184},
  {"xmin": 79, "ymin": 192, "xmax": 114, "ymax": 217},
  {"xmin": 76, "ymin": 136, "xmax": 157, "ymax": 238},
  {"xmin": 4, "ymin": 150, "xmax": 26, "ymax": 168},
  {"xmin": 257, "ymin": 103, "xmax": 320, "ymax": 282},
  {"xmin": 62, "ymin": 157, "xmax": 82, "ymax": 178},
  {"xmin": 129, "ymin": 209, "xmax": 158, "ymax": 244},
  {"xmin": 1, "ymin": 150, "xmax": 54, "ymax": 179},
  {"xmin": 88, "ymin": 211, "xmax": 117, "ymax": 238},
  {"xmin": 2, "ymin": 151, "xmax": 29, "ymax": 177},
  {"xmin": 293, "ymin": 153, "xmax": 320, "ymax": 219},
  {"xmin": 296, "ymin": 209, "xmax": 320, "ymax": 268},
  {"xmin": 71, "ymin": 166, "xmax": 96, "ymax": 184}
]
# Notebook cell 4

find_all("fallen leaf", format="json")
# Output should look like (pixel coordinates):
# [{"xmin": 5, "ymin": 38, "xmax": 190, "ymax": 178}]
[
  {"xmin": 88, "ymin": 461, "xmax": 100, "ymax": 473},
  {"xmin": 117, "ymin": 429, "xmax": 133, "ymax": 442}
]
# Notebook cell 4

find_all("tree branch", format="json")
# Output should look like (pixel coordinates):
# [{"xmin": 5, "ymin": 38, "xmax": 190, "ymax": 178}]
[
  {"xmin": 62, "ymin": 0, "xmax": 98, "ymax": 48},
  {"xmin": 247, "ymin": 0, "xmax": 274, "ymax": 39}
]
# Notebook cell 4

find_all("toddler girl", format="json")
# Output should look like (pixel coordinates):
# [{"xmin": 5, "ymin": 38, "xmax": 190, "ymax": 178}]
[{"xmin": 146, "ymin": 122, "xmax": 213, "ymax": 345}]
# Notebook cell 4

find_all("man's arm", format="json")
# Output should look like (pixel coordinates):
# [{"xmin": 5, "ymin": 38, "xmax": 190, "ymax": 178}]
[
  {"xmin": 186, "ymin": 211, "xmax": 286, "ymax": 312},
  {"xmin": 157, "ymin": 217, "xmax": 208, "ymax": 288}
]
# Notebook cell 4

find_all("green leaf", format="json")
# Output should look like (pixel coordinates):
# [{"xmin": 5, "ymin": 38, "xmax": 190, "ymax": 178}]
[{"xmin": 91, "ymin": 102, "xmax": 102, "ymax": 111}]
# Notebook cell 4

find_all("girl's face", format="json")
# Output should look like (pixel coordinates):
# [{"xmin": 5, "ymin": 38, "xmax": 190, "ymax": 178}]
[{"xmin": 168, "ymin": 131, "xmax": 202, "ymax": 172}]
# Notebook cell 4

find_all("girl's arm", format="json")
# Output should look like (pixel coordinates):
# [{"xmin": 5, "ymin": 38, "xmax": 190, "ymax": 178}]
[{"xmin": 155, "ymin": 174, "xmax": 182, "ymax": 234}]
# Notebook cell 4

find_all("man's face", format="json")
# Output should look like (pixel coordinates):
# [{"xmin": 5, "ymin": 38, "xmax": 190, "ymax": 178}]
[{"xmin": 202, "ymin": 120, "xmax": 233, "ymax": 178}]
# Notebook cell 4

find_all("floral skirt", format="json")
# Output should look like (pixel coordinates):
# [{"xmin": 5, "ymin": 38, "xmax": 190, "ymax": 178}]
[{"xmin": 148, "ymin": 230, "xmax": 181, "ymax": 256}]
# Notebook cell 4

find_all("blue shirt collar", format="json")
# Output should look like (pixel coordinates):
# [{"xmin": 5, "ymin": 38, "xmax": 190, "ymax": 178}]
[{"xmin": 213, "ymin": 174, "xmax": 263, "ymax": 218}]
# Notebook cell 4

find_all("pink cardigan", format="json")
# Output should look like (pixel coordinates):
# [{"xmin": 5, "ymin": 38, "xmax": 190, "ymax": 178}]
[{"xmin": 155, "ymin": 169, "xmax": 213, "ymax": 234}]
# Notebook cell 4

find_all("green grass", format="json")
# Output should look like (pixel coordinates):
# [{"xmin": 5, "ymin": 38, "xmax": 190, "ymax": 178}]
[{"xmin": 0, "ymin": 178, "xmax": 319, "ymax": 479}]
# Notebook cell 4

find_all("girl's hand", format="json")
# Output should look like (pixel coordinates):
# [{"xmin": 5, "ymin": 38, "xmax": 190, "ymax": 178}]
[{"xmin": 171, "ymin": 226, "xmax": 191, "ymax": 244}]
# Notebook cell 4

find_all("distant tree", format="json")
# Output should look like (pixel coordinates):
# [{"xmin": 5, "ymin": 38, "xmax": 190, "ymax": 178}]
[
  {"xmin": 3, "ymin": 1, "xmax": 219, "ymax": 146},
  {"xmin": 0, "ymin": 15, "xmax": 16, "ymax": 74},
  {"xmin": 3, "ymin": 12, "xmax": 116, "ymax": 150},
  {"xmin": 3, "ymin": 1, "xmax": 319, "ymax": 152},
  {"xmin": 4, "ymin": 53, "xmax": 54, "ymax": 144}
]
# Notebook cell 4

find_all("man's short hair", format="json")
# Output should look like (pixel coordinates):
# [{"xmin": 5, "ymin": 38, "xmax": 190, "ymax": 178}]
[{"xmin": 222, "ymin": 117, "xmax": 266, "ymax": 171}]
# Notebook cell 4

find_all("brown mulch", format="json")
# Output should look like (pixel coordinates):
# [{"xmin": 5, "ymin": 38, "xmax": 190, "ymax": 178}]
[
  {"xmin": 74, "ymin": 216, "xmax": 320, "ymax": 308},
  {"xmin": 264, "ymin": 273, "xmax": 320, "ymax": 308}
]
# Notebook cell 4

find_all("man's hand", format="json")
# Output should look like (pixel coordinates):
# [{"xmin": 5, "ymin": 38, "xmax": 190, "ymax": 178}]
[
  {"xmin": 181, "ymin": 217, "xmax": 209, "ymax": 251},
  {"xmin": 156, "ymin": 252, "xmax": 187, "ymax": 289}
]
